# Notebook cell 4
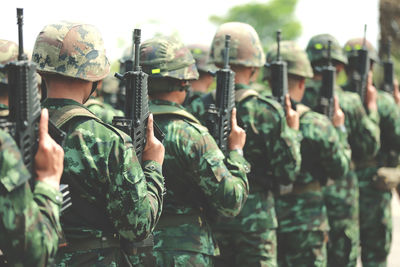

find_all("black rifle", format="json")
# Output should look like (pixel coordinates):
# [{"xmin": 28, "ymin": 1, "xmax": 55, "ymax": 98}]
[
  {"xmin": 317, "ymin": 40, "xmax": 335, "ymax": 119},
  {"xmin": 113, "ymin": 29, "xmax": 164, "ymax": 163},
  {"xmin": 348, "ymin": 25, "xmax": 369, "ymax": 109},
  {"xmin": 0, "ymin": 8, "xmax": 70, "ymax": 212},
  {"xmin": 268, "ymin": 30, "xmax": 288, "ymax": 107},
  {"xmin": 205, "ymin": 35, "xmax": 235, "ymax": 155},
  {"xmin": 382, "ymin": 39, "xmax": 394, "ymax": 94}
]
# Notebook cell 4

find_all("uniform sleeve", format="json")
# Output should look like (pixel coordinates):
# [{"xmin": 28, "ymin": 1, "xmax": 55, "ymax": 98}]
[
  {"xmin": 257, "ymin": 101, "xmax": 302, "ymax": 184},
  {"xmin": 105, "ymin": 133, "xmax": 165, "ymax": 241},
  {"xmin": 0, "ymin": 133, "xmax": 62, "ymax": 266},
  {"xmin": 182, "ymin": 124, "xmax": 249, "ymax": 218},
  {"xmin": 342, "ymin": 93, "xmax": 380, "ymax": 161},
  {"xmin": 301, "ymin": 113, "xmax": 350, "ymax": 180},
  {"xmin": 378, "ymin": 92, "xmax": 400, "ymax": 152}
]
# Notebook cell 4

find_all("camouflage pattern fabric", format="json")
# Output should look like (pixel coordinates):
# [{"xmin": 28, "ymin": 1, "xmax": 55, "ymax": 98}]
[
  {"xmin": 213, "ymin": 227, "xmax": 277, "ymax": 267},
  {"xmin": 344, "ymin": 38, "xmax": 379, "ymax": 63},
  {"xmin": 357, "ymin": 90, "xmax": 400, "ymax": 267},
  {"xmin": 302, "ymin": 79, "xmax": 381, "ymax": 267},
  {"xmin": 188, "ymin": 83, "xmax": 302, "ymax": 266},
  {"xmin": 182, "ymin": 89, "xmax": 205, "ymax": 108},
  {"xmin": 84, "ymin": 96, "xmax": 124, "ymax": 124},
  {"xmin": 0, "ymin": 39, "xmax": 18, "ymax": 84},
  {"xmin": 277, "ymin": 230, "xmax": 327, "ymax": 267},
  {"xmin": 275, "ymin": 106, "xmax": 351, "ymax": 267},
  {"xmin": 0, "ymin": 129, "xmax": 62, "ymax": 266},
  {"xmin": 0, "ymin": 103, "xmax": 8, "ymax": 117},
  {"xmin": 187, "ymin": 44, "xmax": 217, "ymax": 73},
  {"xmin": 33, "ymin": 21, "xmax": 110, "ymax": 82},
  {"xmin": 131, "ymin": 250, "xmax": 213, "ymax": 267},
  {"xmin": 132, "ymin": 99, "xmax": 249, "ymax": 265},
  {"xmin": 306, "ymin": 34, "xmax": 348, "ymax": 65},
  {"xmin": 41, "ymin": 98, "xmax": 165, "ymax": 266}
]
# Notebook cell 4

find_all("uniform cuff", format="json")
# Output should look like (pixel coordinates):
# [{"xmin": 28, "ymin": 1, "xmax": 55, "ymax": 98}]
[
  {"xmin": 143, "ymin": 160, "xmax": 163, "ymax": 174},
  {"xmin": 34, "ymin": 180, "xmax": 63, "ymax": 206}
]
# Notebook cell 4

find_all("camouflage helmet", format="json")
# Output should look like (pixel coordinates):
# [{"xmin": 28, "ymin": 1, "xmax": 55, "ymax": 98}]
[
  {"xmin": 0, "ymin": 39, "xmax": 18, "ymax": 84},
  {"xmin": 343, "ymin": 38, "xmax": 379, "ymax": 63},
  {"xmin": 186, "ymin": 44, "xmax": 217, "ymax": 73},
  {"xmin": 210, "ymin": 22, "xmax": 265, "ymax": 68},
  {"xmin": 306, "ymin": 34, "xmax": 348, "ymax": 65},
  {"xmin": 32, "ymin": 21, "xmax": 110, "ymax": 82},
  {"xmin": 266, "ymin": 40, "xmax": 313, "ymax": 79},
  {"xmin": 140, "ymin": 35, "xmax": 198, "ymax": 81}
]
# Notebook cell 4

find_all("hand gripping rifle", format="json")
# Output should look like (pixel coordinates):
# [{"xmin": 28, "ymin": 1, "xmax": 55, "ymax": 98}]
[
  {"xmin": 317, "ymin": 40, "xmax": 335, "ymax": 119},
  {"xmin": 205, "ymin": 35, "xmax": 235, "ymax": 155},
  {"xmin": 0, "ymin": 8, "xmax": 71, "ymax": 213},
  {"xmin": 113, "ymin": 29, "xmax": 164, "ymax": 163},
  {"xmin": 382, "ymin": 39, "xmax": 394, "ymax": 94},
  {"xmin": 269, "ymin": 30, "xmax": 288, "ymax": 108},
  {"xmin": 348, "ymin": 25, "xmax": 369, "ymax": 109}
]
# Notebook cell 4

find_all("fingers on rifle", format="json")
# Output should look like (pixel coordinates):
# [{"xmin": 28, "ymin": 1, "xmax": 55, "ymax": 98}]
[
  {"xmin": 285, "ymin": 94, "xmax": 291, "ymax": 112},
  {"xmin": 334, "ymin": 96, "xmax": 339, "ymax": 111},
  {"xmin": 39, "ymin": 108, "xmax": 49, "ymax": 141},
  {"xmin": 231, "ymin": 108, "xmax": 237, "ymax": 128},
  {"xmin": 147, "ymin": 113, "xmax": 154, "ymax": 137}
]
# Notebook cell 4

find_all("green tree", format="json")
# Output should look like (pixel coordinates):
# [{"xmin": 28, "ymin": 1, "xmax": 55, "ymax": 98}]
[{"xmin": 209, "ymin": 0, "xmax": 301, "ymax": 48}]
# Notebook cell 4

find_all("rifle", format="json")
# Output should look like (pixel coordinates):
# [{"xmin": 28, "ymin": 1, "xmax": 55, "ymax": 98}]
[
  {"xmin": 0, "ymin": 8, "xmax": 70, "ymax": 212},
  {"xmin": 113, "ymin": 29, "xmax": 164, "ymax": 163},
  {"xmin": 268, "ymin": 30, "xmax": 288, "ymax": 107},
  {"xmin": 317, "ymin": 40, "xmax": 335, "ymax": 119},
  {"xmin": 205, "ymin": 35, "xmax": 235, "ymax": 155},
  {"xmin": 382, "ymin": 38, "xmax": 394, "ymax": 94},
  {"xmin": 348, "ymin": 25, "xmax": 369, "ymax": 109}
]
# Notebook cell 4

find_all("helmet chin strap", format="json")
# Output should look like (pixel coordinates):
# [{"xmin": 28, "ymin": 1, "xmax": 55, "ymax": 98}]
[{"xmin": 84, "ymin": 81, "xmax": 98, "ymax": 103}]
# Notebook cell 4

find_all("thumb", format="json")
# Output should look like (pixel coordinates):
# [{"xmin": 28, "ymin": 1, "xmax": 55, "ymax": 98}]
[
  {"xmin": 39, "ymin": 108, "xmax": 49, "ymax": 141},
  {"xmin": 231, "ymin": 108, "xmax": 238, "ymax": 129},
  {"xmin": 334, "ymin": 95, "xmax": 339, "ymax": 111},
  {"xmin": 147, "ymin": 113, "xmax": 155, "ymax": 139},
  {"xmin": 285, "ymin": 94, "xmax": 291, "ymax": 112}
]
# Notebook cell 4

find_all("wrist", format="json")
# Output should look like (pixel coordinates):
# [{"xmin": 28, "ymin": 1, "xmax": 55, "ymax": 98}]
[{"xmin": 230, "ymin": 148, "xmax": 244, "ymax": 156}]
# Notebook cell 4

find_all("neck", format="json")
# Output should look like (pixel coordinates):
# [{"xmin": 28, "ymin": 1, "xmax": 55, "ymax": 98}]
[
  {"xmin": 45, "ymin": 77, "xmax": 92, "ymax": 104},
  {"xmin": 0, "ymin": 95, "xmax": 8, "ymax": 106},
  {"xmin": 151, "ymin": 90, "xmax": 186, "ymax": 105}
]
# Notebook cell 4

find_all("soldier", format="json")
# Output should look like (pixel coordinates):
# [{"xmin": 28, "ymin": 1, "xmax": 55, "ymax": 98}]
[
  {"xmin": 84, "ymin": 74, "xmax": 124, "ymax": 124},
  {"xmin": 344, "ymin": 38, "xmax": 400, "ymax": 267},
  {"xmin": 302, "ymin": 34, "xmax": 381, "ymax": 267},
  {"xmin": 130, "ymin": 35, "xmax": 250, "ymax": 267},
  {"xmin": 187, "ymin": 44, "xmax": 216, "ymax": 93},
  {"xmin": 188, "ymin": 22, "xmax": 302, "ymax": 267},
  {"xmin": 265, "ymin": 40, "xmax": 351, "ymax": 266},
  {"xmin": 0, "ymin": 108, "xmax": 64, "ymax": 266},
  {"xmin": 32, "ymin": 21, "xmax": 166, "ymax": 265},
  {"xmin": 0, "ymin": 39, "xmax": 18, "ymax": 116}
]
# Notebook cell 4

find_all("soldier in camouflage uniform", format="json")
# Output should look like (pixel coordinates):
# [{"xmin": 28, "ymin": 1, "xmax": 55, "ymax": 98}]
[
  {"xmin": 265, "ymin": 40, "xmax": 351, "ymax": 267},
  {"xmin": 0, "ymin": 39, "xmax": 18, "ymax": 116},
  {"xmin": 129, "ymin": 34, "xmax": 250, "ymax": 267},
  {"xmin": 344, "ymin": 38, "xmax": 400, "ymax": 267},
  {"xmin": 183, "ymin": 44, "xmax": 216, "ymax": 107},
  {"xmin": 32, "ymin": 21, "xmax": 166, "ymax": 266},
  {"xmin": 188, "ymin": 22, "xmax": 302, "ymax": 267},
  {"xmin": 0, "ymin": 108, "xmax": 64, "ymax": 266},
  {"xmin": 302, "ymin": 34, "xmax": 381, "ymax": 267},
  {"xmin": 84, "ymin": 74, "xmax": 124, "ymax": 124}
]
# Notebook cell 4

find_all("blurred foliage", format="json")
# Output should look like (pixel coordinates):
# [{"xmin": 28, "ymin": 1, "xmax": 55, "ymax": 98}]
[{"xmin": 209, "ymin": 0, "xmax": 302, "ymax": 49}]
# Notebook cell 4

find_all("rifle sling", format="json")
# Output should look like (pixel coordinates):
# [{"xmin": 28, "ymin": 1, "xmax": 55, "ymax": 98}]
[
  {"xmin": 151, "ymin": 104, "xmax": 202, "ymax": 125},
  {"xmin": 235, "ymin": 89, "xmax": 259, "ymax": 103},
  {"xmin": 49, "ymin": 105, "xmax": 101, "ymax": 128}
]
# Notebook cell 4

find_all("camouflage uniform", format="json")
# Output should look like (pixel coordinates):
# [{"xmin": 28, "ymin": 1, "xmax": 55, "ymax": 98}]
[
  {"xmin": 302, "ymin": 34, "xmax": 381, "ymax": 267},
  {"xmin": 84, "ymin": 96, "xmax": 124, "ymax": 124},
  {"xmin": 32, "ymin": 22, "xmax": 165, "ymax": 266},
  {"xmin": 129, "ymin": 35, "xmax": 250, "ymax": 267},
  {"xmin": 188, "ymin": 22, "xmax": 302, "ymax": 267},
  {"xmin": 265, "ymin": 41, "xmax": 351, "ymax": 267},
  {"xmin": 344, "ymin": 38, "xmax": 400, "ymax": 267},
  {"xmin": 0, "ymin": 129, "xmax": 63, "ymax": 266}
]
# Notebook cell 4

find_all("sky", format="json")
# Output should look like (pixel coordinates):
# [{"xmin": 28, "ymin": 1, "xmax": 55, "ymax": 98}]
[{"xmin": 1, "ymin": 0, "xmax": 380, "ymax": 61}]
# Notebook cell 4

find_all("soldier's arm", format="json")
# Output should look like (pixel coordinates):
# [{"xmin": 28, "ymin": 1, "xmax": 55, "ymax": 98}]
[
  {"xmin": 261, "ymin": 102, "xmax": 302, "ymax": 184},
  {"xmin": 185, "ymin": 124, "xmax": 250, "ymax": 218},
  {"xmin": 302, "ymin": 112, "xmax": 350, "ymax": 180},
  {"xmin": 377, "ymin": 92, "xmax": 400, "ymax": 151},
  {"xmin": 344, "ymin": 93, "xmax": 380, "ymax": 161},
  {"xmin": 0, "ymin": 132, "xmax": 62, "ymax": 266}
]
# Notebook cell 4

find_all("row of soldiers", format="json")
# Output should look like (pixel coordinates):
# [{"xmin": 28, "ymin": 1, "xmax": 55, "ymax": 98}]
[{"xmin": 0, "ymin": 17, "xmax": 399, "ymax": 267}]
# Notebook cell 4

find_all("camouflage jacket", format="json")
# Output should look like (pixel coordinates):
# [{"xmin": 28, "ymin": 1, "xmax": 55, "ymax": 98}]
[
  {"xmin": 0, "ymin": 129, "xmax": 62, "ymax": 266},
  {"xmin": 150, "ymin": 99, "xmax": 249, "ymax": 256},
  {"xmin": 276, "ymin": 104, "xmax": 351, "ymax": 232},
  {"xmin": 42, "ymin": 98, "xmax": 165, "ymax": 247},
  {"xmin": 357, "ymin": 90, "xmax": 400, "ymax": 183},
  {"xmin": 302, "ymin": 79, "xmax": 380, "ymax": 220},
  {"xmin": 84, "ymin": 96, "xmax": 124, "ymax": 124},
  {"xmin": 0, "ymin": 103, "xmax": 8, "ymax": 116},
  {"xmin": 188, "ymin": 83, "xmax": 302, "ymax": 232}
]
